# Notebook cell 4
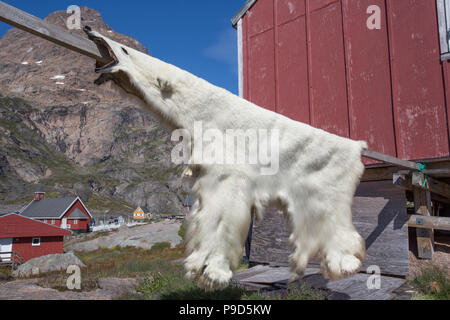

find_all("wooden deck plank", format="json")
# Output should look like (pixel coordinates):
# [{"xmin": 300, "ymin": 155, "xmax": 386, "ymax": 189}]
[
  {"xmin": 233, "ymin": 266, "xmax": 406, "ymax": 300},
  {"xmin": 249, "ymin": 181, "xmax": 410, "ymax": 276}
]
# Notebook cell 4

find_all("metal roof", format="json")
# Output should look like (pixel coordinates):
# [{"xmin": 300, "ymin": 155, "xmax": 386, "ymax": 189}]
[
  {"xmin": 0, "ymin": 213, "xmax": 72, "ymax": 238},
  {"xmin": 20, "ymin": 197, "xmax": 78, "ymax": 219},
  {"xmin": 231, "ymin": 0, "xmax": 258, "ymax": 27},
  {"xmin": 35, "ymin": 182, "xmax": 45, "ymax": 194},
  {"xmin": 184, "ymin": 195, "xmax": 195, "ymax": 207}
]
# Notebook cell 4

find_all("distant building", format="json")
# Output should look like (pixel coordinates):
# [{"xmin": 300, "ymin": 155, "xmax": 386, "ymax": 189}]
[
  {"xmin": 183, "ymin": 195, "xmax": 195, "ymax": 215},
  {"xmin": 0, "ymin": 213, "xmax": 71, "ymax": 263},
  {"xmin": 133, "ymin": 207, "xmax": 148, "ymax": 221},
  {"xmin": 20, "ymin": 185, "xmax": 93, "ymax": 234}
]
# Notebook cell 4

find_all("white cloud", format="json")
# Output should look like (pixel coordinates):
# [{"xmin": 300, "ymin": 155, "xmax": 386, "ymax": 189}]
[{"xmin": 203, "ymin": 29, "xmax": 238, "ymax": 74}]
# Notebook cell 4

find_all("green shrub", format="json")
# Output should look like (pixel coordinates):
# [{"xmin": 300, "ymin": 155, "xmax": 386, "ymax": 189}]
[
  {"xmin": 178, "ymin": 222, "xmax": 187, "ymax": 242},
  {"xmin": 138, "ymin": 272, "xmax": 169, "ymax": 295}
]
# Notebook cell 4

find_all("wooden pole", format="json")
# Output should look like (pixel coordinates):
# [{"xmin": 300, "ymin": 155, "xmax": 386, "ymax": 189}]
[
  {"xmin": 0, "ymin": 1, "xmax": 108, "ymax": 63},
  {"xmin": 414, "ymin": 189, "xmax": 434, "ymax": 259},
  {"xmin": 361, "ymin": 149, "xmax": 423, "ymax": 171}
]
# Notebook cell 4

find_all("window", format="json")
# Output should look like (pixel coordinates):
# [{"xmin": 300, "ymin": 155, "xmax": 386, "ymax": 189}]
[
  {"xmin": 437, "ymin": 0, "xmax": 450, "ymax": 60},
  {"xmin": 43, "ymin": 219, "xmax": 47, "ymax": 224},
  {"xmin": 51, "ymin": 220, "xmax": 55, "ymax": 225},
  {"xmin": 32, "ymin": 238, "xmax": 41, "ymax": 247},
  {"xmin": 74, "ymin": 219, "xmax": 78, "ymax": 225}
]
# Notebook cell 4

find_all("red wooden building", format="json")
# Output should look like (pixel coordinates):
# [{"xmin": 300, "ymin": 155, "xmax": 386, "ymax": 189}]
[
  {"xmin": 0, "ymin": 214, "xmax": 71, "ymax": 263},
  {"xmin": 232, "ymin": 0, "xmax": 450, "ymax": 267},
  {"xmin": 232, "ymin": 0, "xmax": 450, "ymax": 165},
  {"xmin": 20, "ymin": 188, "xmax": 92, "ymax": 234}
]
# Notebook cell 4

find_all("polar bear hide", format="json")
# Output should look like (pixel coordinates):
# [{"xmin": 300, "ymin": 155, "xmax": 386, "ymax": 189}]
[{"xmin": 84, "ymin": 27, "xmax": 367, "ymax": 291}]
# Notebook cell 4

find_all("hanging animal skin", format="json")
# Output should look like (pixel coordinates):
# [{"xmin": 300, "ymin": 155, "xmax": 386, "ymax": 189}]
[{"xmin": 84, "ymin": 27, "xmax": 367, "ymax": 291}]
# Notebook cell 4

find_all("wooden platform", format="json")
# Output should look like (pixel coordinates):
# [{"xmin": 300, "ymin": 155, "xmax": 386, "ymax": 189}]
[
  {"xmin": 232, "ymin": 265, "xmax": 409, "ymax": 300},
  {"xmin": 249, "ymin": 181, "xmax": 410, "ymax": 277}
]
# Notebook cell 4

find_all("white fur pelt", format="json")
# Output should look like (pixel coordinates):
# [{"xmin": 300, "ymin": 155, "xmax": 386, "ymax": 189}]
[{"xmin": 85, "ymin": 29, "xmax": 367, "ymax": 291}]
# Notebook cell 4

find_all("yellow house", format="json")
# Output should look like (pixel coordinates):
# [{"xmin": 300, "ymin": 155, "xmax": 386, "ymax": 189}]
[{"xmin": 133, "ymin": 207, "xmax": 147, "ymax": 220}]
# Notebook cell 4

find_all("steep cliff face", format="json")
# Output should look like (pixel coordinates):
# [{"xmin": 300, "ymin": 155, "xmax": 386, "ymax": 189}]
[{"xmin": 0, "ymin": 7, "xmax": 187, "ymax": 216}]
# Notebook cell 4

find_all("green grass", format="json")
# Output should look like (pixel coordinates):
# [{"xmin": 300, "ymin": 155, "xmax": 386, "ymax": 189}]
[
  {"xmin": 34, "ymin": 246, "xmax": 326, "ymax": 300},
  {"xmin": 150, "ymin": 242, "xmax": 172, "ymax": 251},
  {"xmin": 0, "ymin": 268, "xmax": 11, "ymax": 277},
  {"xmin": 410, "ymin": 266, "xmax": 450, "ymax": 300},
  {"xmin": 241, "ymin": 284, "xmax": 326, "ymax": 300}
]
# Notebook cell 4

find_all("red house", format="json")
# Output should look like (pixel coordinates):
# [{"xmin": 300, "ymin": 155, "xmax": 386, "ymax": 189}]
[
  {"xmin": 0, "ymin": 214, "xmax": 71, "ymax": 263},
  {"xmin": 232, "ymin": 0, "xmax": 450, "ymax": 165},
  {"xmin": 20, "ymin": 187, "xmax": 93, "ymax": 234}
]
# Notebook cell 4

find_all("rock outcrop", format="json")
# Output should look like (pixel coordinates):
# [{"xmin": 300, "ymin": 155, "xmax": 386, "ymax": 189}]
[
  {"xmin": 0, "ymin": 7, "xmax": 188, "ymax": 216},
  {"xmin": 12, "ymin": 252, "xmax": 86, "ymax": 278}
]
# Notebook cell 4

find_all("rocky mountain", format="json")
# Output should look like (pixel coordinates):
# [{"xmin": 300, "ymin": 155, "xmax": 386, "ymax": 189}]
[{"xmin": 0, "ymin": 7, "xmax": 187, "ymax": 217}]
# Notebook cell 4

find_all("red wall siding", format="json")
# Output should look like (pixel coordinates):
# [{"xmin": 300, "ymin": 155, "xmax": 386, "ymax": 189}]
[
  {"xmin": 247, "ymin": 0, "xmax": 277, "ymax": 111},
  {"xmin": 12, "ymin": 236, "xmax": 64, "ymax": 262},
  {"xmin": 39, "ymin": 219, "xmax": 61, "ymax": 227},
  {"xmin": 443, "ymin": 60, "xmax": 450, "ymax": 142},
  {"xmin": 241, "ymin": 0, "xmax": 450, "ymax": 161},
  {"xmin": 307, "ymin": 0, "xmax": 350, "ymax": 137},
  {"xmin": 342, "ymin": 0, "xmax": 396, "ymax": 158},
  {"xmin": 387, "ymin": 0, "xmax": 449, "ymax": 160},
  {"xmin": 276, "ymin": 0, "xmax": 310, "ymax": 123}
]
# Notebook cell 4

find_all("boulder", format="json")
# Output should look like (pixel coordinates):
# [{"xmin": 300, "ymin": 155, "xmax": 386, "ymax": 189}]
[{"xmin": 12, "ymin": 252, "xmax": 86, "ymax": 278}]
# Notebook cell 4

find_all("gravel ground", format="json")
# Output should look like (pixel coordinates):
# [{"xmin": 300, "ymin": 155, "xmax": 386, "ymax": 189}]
[
  {"xmin": 0, "ymin": 278, "xmax": 138, "ymax": 300},
  {"xmin": 66, "ymin": 220, "xmax": 183, "ymax": 252},
  {"xmin": 409, "ymin": 234, "xmax": 450, "ymax": 277}
]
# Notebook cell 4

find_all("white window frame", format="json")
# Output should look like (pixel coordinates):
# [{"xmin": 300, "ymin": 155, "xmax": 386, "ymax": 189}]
[
  {"xmin": 74, "ymin": 219, "xmax": 78, "ymax": 225},
  {"xmin": 32, "ymin": 238, "xmax": 41, "ymax": 247},
  {"xmin": 43, "ymin": 219, "xmax": 47, "ymax": 224},
  {"xmin": 51, "ymin": 219, "xmax": 55, "ymax": 225},
  {"xmin": 437, "ymin": 0, "xmax": 450, "ymax": 60}
]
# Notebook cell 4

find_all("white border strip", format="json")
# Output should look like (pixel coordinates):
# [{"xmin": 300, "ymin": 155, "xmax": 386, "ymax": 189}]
[{"xmin": 237, "ymin": 19, "xmax": 244, "ymax": 98}]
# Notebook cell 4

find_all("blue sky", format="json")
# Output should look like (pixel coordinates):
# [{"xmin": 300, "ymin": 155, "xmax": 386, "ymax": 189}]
[{"xmin": 0, "ymin": 1, "xmax": 245, "ymax": 94}]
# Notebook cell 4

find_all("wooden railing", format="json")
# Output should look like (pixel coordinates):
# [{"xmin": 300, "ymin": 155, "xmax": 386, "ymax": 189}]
[{"xmin": 0, "ymin": 252, "xmax": 24, "ymax": 270}]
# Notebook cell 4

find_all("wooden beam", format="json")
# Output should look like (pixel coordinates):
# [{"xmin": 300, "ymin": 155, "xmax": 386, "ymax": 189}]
[
  {"xmin": 414, "ymin": 189, "xmax": 434, "ymax": 259},
  {"xmin": 412, "ymin": 172, "xmax": 450, "ymax": 199},
  {"xmin": 363, "ymin": 160, "xmax": 450, "ymax": 182},
  {"xmin": 0, "ymin": 1, "xmax": 108, "ymax": 63},
  {"xmin": 362, "ymin": 149, "xmax": 423, "ymax": 171},
  {"xmin": 231, "ymin": 0, "xmax": 257, "ymax": 27},
  {"xmin": 393, "ymin": 172, "xmax": 450, "ymax": 204},
  {"xmin": 408, "ymin": 214, "xmax": 450, "ymax": 232},
  {"xmin": 393, "ymin": 172, "xmax": 412, "ymax": 190}
]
